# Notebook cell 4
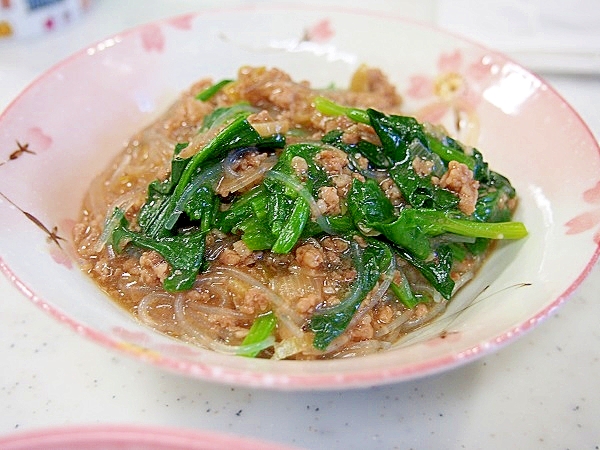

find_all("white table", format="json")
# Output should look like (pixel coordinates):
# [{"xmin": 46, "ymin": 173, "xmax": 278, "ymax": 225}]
[{"xmin": 1, "ymin": 1, "xmax": 599, "ymax": 449}]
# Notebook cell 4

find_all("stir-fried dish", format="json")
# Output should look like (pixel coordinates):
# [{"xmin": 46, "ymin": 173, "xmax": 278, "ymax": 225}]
[{"xmin": 73, "ymin": 66, "xmax": 527, "ymax": 359}]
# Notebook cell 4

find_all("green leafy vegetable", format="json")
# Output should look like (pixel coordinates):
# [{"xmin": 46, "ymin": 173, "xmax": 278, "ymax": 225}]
[
  {"xmin": 271, "ymin": 197, "xmax": 311, "ymax": 253},
  {"xmin": 366, "ymin": 109, "xmax": 429, "ymax": 165},
  {"xmin": 390, "ymin": 274, "xmax": 420, "ymax": 309},
  {"xmin": 347, "ymin": 178, "xmax": 393, "ymax": 228},
  {"xmin": 199, "ymin": 102, "xmax": 256, "ymax": 132},
  {"xmin": 379, "ymin": 208, "xmax": 527, "ymax": 260},
  {"xmin": 143, "ymin": 113, "xmax": 284, "ymax": 238},
  {"xmin": 110, "ymin": 208, "xmax": 206, "ymax": 292},
  {"xmin": 104, "ymin": 84, "xmax": 528, "ymax": 355},
  {"xmin": 313, "ymin": 96, "xmax": 370, "ymax": 124},
  {"xmin": 309, "ymin": 238, "xmax": 393, "ymax": 350},
  {"xmin": 394, "ymin": 244, "xmax": 455, "ymax": 300},
  {"xmin": 322, "ymin": 130, "xmax": 392, "ymax": 169},
  {"xmin": 109, "ymin": 104, "xmax": 286, "ymax": 292},
  {"xmin": 424, "ymin": 133, "xmax": 475, "ymax": 169},
  {"xmin": 346, "ymin": 176, "xmax": 526, "ymax": 260},
  {"xmin": 388, "ymin": 163, "xmax": 458, "ymax": 210},
  {"xmin": 195, "ymin": 79, "xmax": 233, "ymax": 102},
  {"xmin": 315, "ymin": 96, "xmax": 480, "ymax": 170},
  {"xmin": 238, "ymin": 311, "xmax": 277, "ymax": 357}
]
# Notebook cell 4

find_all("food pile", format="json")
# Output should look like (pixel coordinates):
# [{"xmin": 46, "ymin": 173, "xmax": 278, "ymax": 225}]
[{"xmin": 74, "ymin": 66, "xmax": 526, "ymax": 359}]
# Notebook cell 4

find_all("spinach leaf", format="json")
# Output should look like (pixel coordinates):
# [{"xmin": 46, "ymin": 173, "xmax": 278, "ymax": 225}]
[
  {"xmin": 424, "ymin": 133, "xmax": 475, "ymax": 169},
  {"xmin": 309, "ymin": 238, "xmax": 393, "ymax": 350},
  {"xmin": 347, "ymin": 178, "xmax": 394, "ymax": 227},
  {"xmin": 271, "ymin": 197, "xmax": 311, "ymax": 253},
  {"xmin": 377, "ymin": 208, "xmax": 527, "ymax": 260},
  {"xmin": 110, "ymin": 208, "xmax": 206, "ymax": 292},
  {"xmin": 314, "ymin": 97, "xmax": 480, "ymax": 171},
  {"xmin": 313, "ymin": 96, "xmax": 370, "ymax": 124},
  {"xmin": 367, "ymin": 109, "xmax": 429, "ymax": 165},
  {"xmin": 238, "ymin": 216, "xmax": 276, "ymax": 250},
  {"xmin": 473, "ymin": 170, "xmax": 516, "ymax": 223},
  {"xmin": 322, "ymin": 130, "xmax": 391, "ymax": 169},
  {"xmin": 215, "ymin": 186, "xmax": 277, "ymax": 250},
  {"xmin": 216, "ymin": 185, "xmax": 265, "ymax": 233},
  {"xmin": 346, "ymin": 178, "xmax": 527, "ymax": 261},
  {"xmin": 143, "ymin": 114, "xmax": 285, "ymax": 238},
  {"xmin": 262, "ymin": 143, "xmax": 333, "ymax": 245},
  {"xmin": 195, "ymin": 79, "xmax": 233, "ymax": 102},
  {"xmin": 137, "ymin": 142, "xmax": 191, "ymax": 235},
  {"xmin": 389, "ymin": 276, "xmax": 420, "ymax": 309},
  {"xmin": 394, "ymin": 244, "xmax": 455, "ymax": 300},
  {"xmin": 199, "ymin": 102, "xmax": 256, "ymax": 132},
  {"xmin": 388, "ymin": 164, "xmax": 459, "ymax": 210},
  {"xmin": 238, "ymin": 311, "xmax": 277, "ymax": 357},
  {"xmin": 266, "ymin": 189, "xmax": 297, "ymax": 238},
  {"xmin": 184, "ymin": 185, "xmax": 218, "ymax": 232},
  {"xmin": 269, "ymin": 143, "xmax": 329, "ymax": 194}
]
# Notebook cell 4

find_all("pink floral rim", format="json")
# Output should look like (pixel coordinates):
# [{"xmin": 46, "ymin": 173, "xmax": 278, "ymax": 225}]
[
  {"xmin": 1, "ymin": 5, "xmax": 600, "ymax": 389},
  {"xmin": 0, "ymin": 424, "xmax": 299, "ymax": 450}
]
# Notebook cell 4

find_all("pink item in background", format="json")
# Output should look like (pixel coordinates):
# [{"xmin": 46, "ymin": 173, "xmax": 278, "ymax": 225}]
[{"xmin": 0, "ymin": 424, "xmax": 301, "ymax": 450}]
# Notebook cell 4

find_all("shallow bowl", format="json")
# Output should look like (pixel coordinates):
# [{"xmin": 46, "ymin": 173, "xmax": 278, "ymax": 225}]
[{"xmin": 1, "ymin": 5, "xmax": 598, "ymax": 390}]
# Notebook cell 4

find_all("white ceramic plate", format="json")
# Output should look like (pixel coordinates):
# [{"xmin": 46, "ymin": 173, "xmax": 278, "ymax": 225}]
[{"xmin": 0, "ymin": 5, "xmax": 598, "ymax": 390}]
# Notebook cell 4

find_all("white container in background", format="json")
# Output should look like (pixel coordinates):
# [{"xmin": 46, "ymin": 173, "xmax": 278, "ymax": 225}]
[{"xmin": 0, "ymin": 0, "xmax": 92, "ymax": 40}]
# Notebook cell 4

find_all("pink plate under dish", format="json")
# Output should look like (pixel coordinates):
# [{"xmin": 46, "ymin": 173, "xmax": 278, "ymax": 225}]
[
  {"xmin": 0, "ymin": 5, "xmax": 598, "ymax": 390},
  {"xmin": 0, "ymin": 424, "xmax": 301, "ymax": 450}
]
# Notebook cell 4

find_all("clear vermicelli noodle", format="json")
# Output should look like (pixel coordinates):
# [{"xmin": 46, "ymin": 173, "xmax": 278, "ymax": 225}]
[{"xmin": 73, "ymin": 65, "xmax": 527, "ymax": 359}]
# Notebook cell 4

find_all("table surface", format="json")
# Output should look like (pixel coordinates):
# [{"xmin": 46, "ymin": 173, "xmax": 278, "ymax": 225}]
[{"xmin": 1, "ymin": 1, "xmax": 599, "ymax": 449}]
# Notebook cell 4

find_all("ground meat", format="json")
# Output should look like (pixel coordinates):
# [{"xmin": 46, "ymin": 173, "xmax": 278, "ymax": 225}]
[
  {"xmin": 341, "ymin": 123, "xmax": 381, "ymax": 146},
  {"xmin": 317, "ymin": 186, "xmax": 342, "ymax": 215},
  {"xmin": 436, "ymin": 161, "xmax": 479, "ymax": 215},
  {"xmin": 248, "ymin": 109, "xmax": 290, "ymax": 136},
  {"xmin": 353, "ymin": 154, "xmax": 370, "ymax": 171},
  {"xmin": 329, "ymin": 65, "xmax": 403, "ymax": 111},
  {"xmin": 380, "ymin": 178, "xmax": 403, "ymax": 206},
  {"xmin": 331, "ymin": 173, "xmax": 353, "ymax": 197},
  {"xmin": 295, "ymin": 293, "xmax": 321, "ymax": 314},
  {"xmin": 72, "ymin": 221, "xmax": 100, "ymax": 264},
  {"xmin": 314, "ymin": 148, "xmax": 349, "ymax": 175},
  {"xmin": 353, "ymin": 234, "xmax": 368, "ymax": 248},
  {"xmin": 291, "ymin": 155, "xmax": 308, "ymax": 179},
  {"xmin": 413, "ymin": 303, "xmax": 429, "ymax": 318},
  {"xmin": 233, "ymin": 151, "xmax": 267, "ymax": 173},
  {"xmin": 234, "ymin": 287, "xmax": 270, "ymax": 315},
  {"xmin": 295, "ymin": 244, "xmax": 325, "ymax": 269},
  {"xmin": 373, "ymin": 304, "xmax": 394, "ymax": 325},
  {"xmin": 311, "ymin": 114, "xmax": 356, "ymax": 137},
  {"xmin": 263, "ymin": 252, "xmax": 295, "ymax": 271},
  {"xmin": 158, "ymin": 79, "xmax": 216, "ymax": 141},
  {"xmin": 412, "ymin": 157, "xmax": 435, "ymax": 177},
  {"xmin": 219, "ymin": 248, "xmax": 242, "ymax": 266},
  {"xmin": 139, "ymin": 251, "xmax": 170, "ymax": 286},
  {"xmin": 218, "ymin": 240, "xmax": 258, "ymax": 267},
  {"xmin": 321, "ymin": 236, "xmax": 351, "ymax": 268},
  {"xmin": 348, "ymin": 314, "xmax": 375, "ymax": 341},
  {"xmin": 229, "ymin": 66, "xmax": 315, "ymax": 128}
]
